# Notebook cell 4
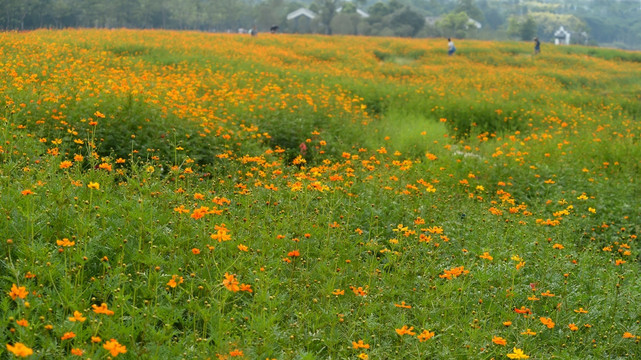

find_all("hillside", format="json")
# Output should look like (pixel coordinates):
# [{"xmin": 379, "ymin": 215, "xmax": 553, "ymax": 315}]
[{"xmin": 1, "ymin": 29, "xmax": 640, "ymax": 359}]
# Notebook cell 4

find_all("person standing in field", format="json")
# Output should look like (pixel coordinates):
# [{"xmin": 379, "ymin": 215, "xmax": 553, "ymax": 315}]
[
  {"xmin": 448, "ymin": 38, "xmax": 456, "ymax": 56},
  {"xmin": 534, "ymin": 37, "xmax": 540, "ymax": 55}
]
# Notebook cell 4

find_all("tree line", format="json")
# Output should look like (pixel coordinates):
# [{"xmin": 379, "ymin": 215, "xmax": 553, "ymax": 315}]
[{"xmin": 1, "ymin": 0, "xmax": 639, "ymax": 50}]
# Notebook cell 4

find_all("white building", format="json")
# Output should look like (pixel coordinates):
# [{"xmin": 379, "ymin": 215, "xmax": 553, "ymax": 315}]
[{"xmin": 554, "ymin": 26, "xmax": 571, "ymax": 45}]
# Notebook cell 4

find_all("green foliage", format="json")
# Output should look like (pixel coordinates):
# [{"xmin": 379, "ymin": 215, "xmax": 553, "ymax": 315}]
[{"xmin": 437, "ymin": 11, "xmax": 471, "ymax": 39}]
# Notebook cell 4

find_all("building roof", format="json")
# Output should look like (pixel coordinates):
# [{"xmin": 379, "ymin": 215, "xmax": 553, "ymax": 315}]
[
  {"xmin": 336, "ymin": 7, "xmax": 370, "ymax": 18},
  {"xmin": 286, "ymin": 8, "xmax": 317, "ymax": 21}
]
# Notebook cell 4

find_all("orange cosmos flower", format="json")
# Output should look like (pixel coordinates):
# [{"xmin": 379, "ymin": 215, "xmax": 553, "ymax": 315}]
[
  {"xmin": 521, "ymin": 329, "xmax": 536, "ymax": 336},
  {"xmin": 237, "ymin": 244, "xmax": 249, "ymax": 252},
  {"xmin": 16, "ymin": 319, "xmax": 29, "ymax": 327},
  {"xmin": 352, "ymin": 340, "xmax": 370, "ymax": 349},
  {"xmin": 492, "ymin": 336, "xmax": 507, "ymax": 346},
  {"xmin": 229, "ymin": 349, "xmax": 244, "ymax": 357},
  {"xmin": 68, "ymin": 311, "xmax": 86, "ymax": 322},
  {"xmin": 59, "ymin": 160, "xmax": 73, "ymax": 169},
  {"xmin": 71, "ymin": 348, "xmax": 84, "ymax": 356},
  {"xmin": 439, "ymin": 266, "xmax": 469, "ymax": 280},
  {"xmin": 61, "ymin": 332, "xmax": 76, "ymax": 340},
  {"xmin": 166, "ymin": 275, "xmax": 183, "ymax": 288},
  {"xmin": 6, "ymin": 343, "xmax": 33, "ymax": 357},
  {"xmin": 56, "ymin": 238, "xmax": 75, "ymax": 247},
  {"xmin": 98, "ymin": 163, "xmax": 112, "ymax": 172},
  {"xmin": 103, "ymin": 339, "xmax": 127, "ymax": 357},
  {"xmin": 223, "ymin": 273, "xmax": 240, "ymax": 292},
  {"xmin": 191, "ymin": 248, "xmax": 201, "ymax": 255},
  {"xmin": 514, "ymin": 306, "xmax": 531, "ymax": 314},
  {"xmin": 92, "ymin": 303, "xmax": 115, "ymax": 315},
  {"xmin": 394, "ymin": 301, "xmax": 412, "ymax": 309},
  {"xmin": 21, "ymin": 189, "xmax": 34, "ymax": 196},
  {"xmin": 288, "ymin": 250, "xmax": 300, "ymax": 257},
  {"xmin": 211, "ymin": 224, "xmax": 231, "ymax": 242},
  {"xmin": 417, "ymin": 330, "xmax": 435, "ymax": 342},
  {"xmin": 395, "ymin": 325, "xmax": 416, "ymax": 336},
  {"xmin": 332, "ymin": 289, "xmax": 344, "ymax": 296},
  {"xmin": 351, "ymin": 286, "xmax": 367, "ymax": 296},
  {"xmin": 91, "ymin": 336, "xmax": 102, "ymax": 343},
  {"xmin": 9, "ymin": 284, "xmax": 28, "ymax": 300},
  {"xmin": 623, "ymin": 332, "xmax": 636, "ymax": 339},
  {"xmin": 190, "ymin": 206, "xmax": 210, "ymax": 219},
  {"xmin": 568, "ymin": 324, "xmax": 578, "ymax": 331}
]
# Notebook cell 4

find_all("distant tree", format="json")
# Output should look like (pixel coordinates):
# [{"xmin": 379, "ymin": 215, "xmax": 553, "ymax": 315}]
[
  {"xmin": 519, "ymin": 15, "xmax": 537, "ymax": 40},
  {"xmin": 437, "ymin": 11, "xmax": 470, "ymax": 38},
  {"xmin": 314, "ymin": 0, "xmax": 341, "ymax": 34},
  {"xmin": 341, "ymin": 2, "xmax": 356, "ymax": 14},
  {"xmin": 391, "ymin": 7, "xmax": 425, "ymax": 37},
  {"xmin": 331, "ymin": 12, "xmax": 359, "ymax": 35},
  {"xmin": 368, "ymin": 2, "xmax": 390, "ymax": 20},
  {"xmin": 255, "ymin": 0, "xmax": 287, "ymax": 31},
  {"xmin": 455, "ymin": 0, "xmax": 484, "ymax": 22}
]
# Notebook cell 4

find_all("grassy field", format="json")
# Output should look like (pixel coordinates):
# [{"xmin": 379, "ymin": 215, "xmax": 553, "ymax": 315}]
[{"xmin": 1, "ymin": 29, "xmax": 640, "ymax": 359}]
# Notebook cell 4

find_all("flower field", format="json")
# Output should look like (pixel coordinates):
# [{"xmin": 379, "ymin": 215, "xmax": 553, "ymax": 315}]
[{"xmin": 1, "ymin": 29, "xmax": 640, "ymax": 359}]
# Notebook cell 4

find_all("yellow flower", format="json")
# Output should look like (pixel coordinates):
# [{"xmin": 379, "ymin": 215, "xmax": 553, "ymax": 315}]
[
  {"xmin": 507, "ymin": 347, "xmax": 530, "ymax": 359},
  {"xmin": 492, "ymin": 336, "xmax": 507, "ymax": 346},
  {"xmin": 6, "ymin": 343, "xmax": 33, "ymax": 357},
  {"xmin": 87, "ymin": 182, "xmax": 100, "ymax": 190}
]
